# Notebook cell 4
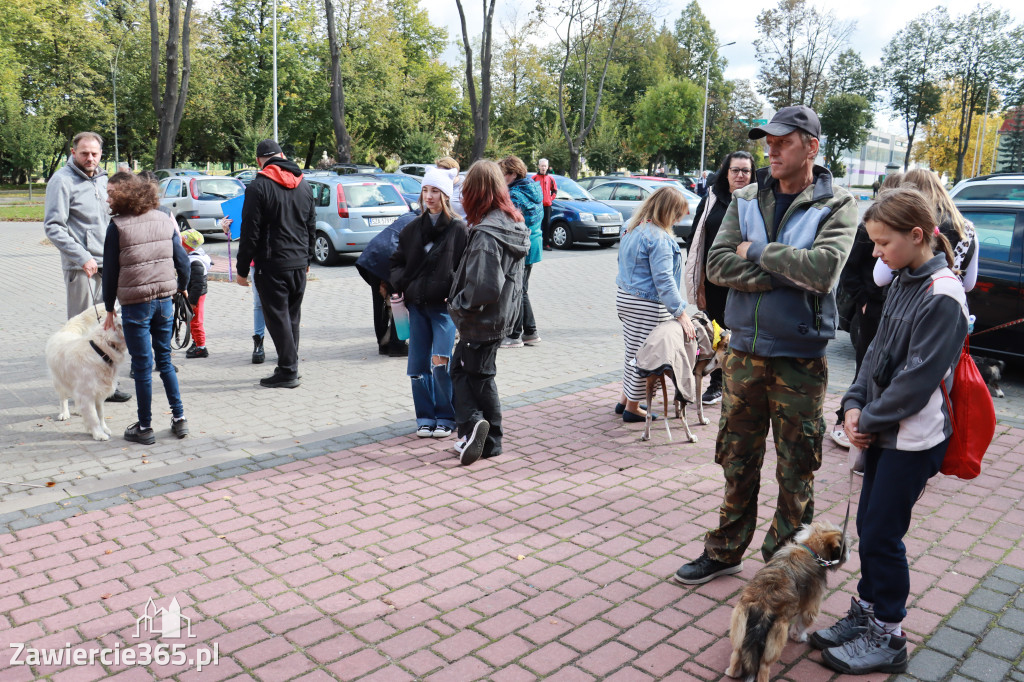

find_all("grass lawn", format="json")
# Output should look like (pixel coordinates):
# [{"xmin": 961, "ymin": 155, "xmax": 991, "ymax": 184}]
[{"xmin": 0, "ymin": 205, "xmax": 45, "ymax": 221}]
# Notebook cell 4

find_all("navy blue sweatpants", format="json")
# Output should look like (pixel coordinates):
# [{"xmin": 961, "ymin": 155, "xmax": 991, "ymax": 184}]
[{"xmin": 856, "ymin": 440, "xmax": 948, "ymax": 623}]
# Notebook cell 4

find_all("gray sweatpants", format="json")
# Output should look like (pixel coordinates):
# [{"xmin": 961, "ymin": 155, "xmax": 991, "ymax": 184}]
[{"xmin": 65, "ymin": 269, "xmax": 102, "ymax": 319}]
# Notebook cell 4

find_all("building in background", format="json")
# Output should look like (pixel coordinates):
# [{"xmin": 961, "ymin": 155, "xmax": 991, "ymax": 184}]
[{"xmin": 832, "ymin": 128, "xmax": 914, "ymax": 188}]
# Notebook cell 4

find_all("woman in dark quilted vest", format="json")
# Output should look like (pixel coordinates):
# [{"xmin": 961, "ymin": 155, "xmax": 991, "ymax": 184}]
[{"xmin": 101, "ymin": 172, "xmax": 191, "ymax": 445}]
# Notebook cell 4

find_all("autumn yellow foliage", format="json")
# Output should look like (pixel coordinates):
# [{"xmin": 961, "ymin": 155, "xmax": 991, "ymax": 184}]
[{"xmin": 916, "ymin": 85, "xmax": 1003, "ymax": 179}]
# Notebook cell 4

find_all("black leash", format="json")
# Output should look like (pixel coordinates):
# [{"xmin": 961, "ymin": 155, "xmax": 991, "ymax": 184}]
[{"xmin": 172, "ymin": 292, "xmax": 194, "ymax": 350}]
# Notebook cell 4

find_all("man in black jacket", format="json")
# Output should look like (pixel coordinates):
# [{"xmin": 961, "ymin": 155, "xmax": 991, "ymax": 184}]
[{"xmin": 236, "ymin": 140, "xmax": 316, "ymax": 388}]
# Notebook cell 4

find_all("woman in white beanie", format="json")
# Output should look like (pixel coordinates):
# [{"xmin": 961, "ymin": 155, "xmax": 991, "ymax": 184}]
[{"xmin": 389, "ymin": 166, "xmax": 468, "ymax": 438}]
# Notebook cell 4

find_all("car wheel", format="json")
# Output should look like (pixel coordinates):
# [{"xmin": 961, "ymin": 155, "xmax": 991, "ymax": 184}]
[
  {"xmin": 551, "ymin": 222, "xmax": 573, "ymax": 250},
  {"xmin": 596, "ymin": 240, "xmax": 614, "ymax": 248},
  {"xmin": 313, "ymin": 232, "xmax": 339, "ymax": 266}
]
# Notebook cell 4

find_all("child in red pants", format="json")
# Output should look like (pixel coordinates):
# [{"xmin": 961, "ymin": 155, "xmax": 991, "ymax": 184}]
[{"xmin": 181, "ymin": 229, "xmax": 212, "ymax": 358}]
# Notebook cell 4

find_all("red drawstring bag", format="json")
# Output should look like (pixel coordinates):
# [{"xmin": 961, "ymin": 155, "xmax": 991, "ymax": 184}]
[{"xmin": 939, "ymin": 339, "xmax": 996, "ymax": 479}]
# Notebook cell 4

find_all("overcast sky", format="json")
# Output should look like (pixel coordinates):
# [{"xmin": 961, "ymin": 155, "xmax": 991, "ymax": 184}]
[{"xmin": 426, "ymin": 0, "xmax": 1023, "ymax": 132}]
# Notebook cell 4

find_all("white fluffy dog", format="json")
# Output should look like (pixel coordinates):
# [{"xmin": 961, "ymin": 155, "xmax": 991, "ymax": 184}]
[{"xmin": 45, "ymin": 304, "xmax": 127, "ymax": 441}]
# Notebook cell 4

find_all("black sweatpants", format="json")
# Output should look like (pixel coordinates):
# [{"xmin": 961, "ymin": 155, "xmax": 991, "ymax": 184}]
[
  {"xmin": 370, "ymin": 284, "xmax": 404, "ymax": 355},
  {"xmin": 541, "ymin": 205, "xmax": 552, "ymax": 247},
  {"xmin": 254, "ymin": 268, "xmax": 306, "ymax": 378},
  {"xmin": 856, "ymin": 440, "xmax": 947, "ymax": 622},
  {"xmin": 451, "ymin": 338, "xmax": 503, "ymax": 456}
]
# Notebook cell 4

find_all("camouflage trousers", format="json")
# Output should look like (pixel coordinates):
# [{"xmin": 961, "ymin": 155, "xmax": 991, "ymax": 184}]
[{"xmin": 704, "ymin": 349, "xmax": 827, "ymax": 564}]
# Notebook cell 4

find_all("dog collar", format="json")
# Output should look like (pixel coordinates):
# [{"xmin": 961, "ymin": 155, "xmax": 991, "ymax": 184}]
[
  {"xmin": 89, "ymin": 340, "xmax": 114, "ymax": 366},
  {"xmin": 798, "ymin": 543, "xmax": 840, "ymax": 567}
]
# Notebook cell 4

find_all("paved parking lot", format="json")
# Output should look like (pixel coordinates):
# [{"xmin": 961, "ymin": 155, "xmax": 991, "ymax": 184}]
[{"xmin": 2, "ymin": 220, "xmax": 1024, "ymax": 681}]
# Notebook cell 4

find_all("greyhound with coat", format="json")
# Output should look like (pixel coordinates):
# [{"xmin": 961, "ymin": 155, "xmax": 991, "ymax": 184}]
[{"xmin": 633, "ymin": 311, "xmax": 730, "ymax": 442}]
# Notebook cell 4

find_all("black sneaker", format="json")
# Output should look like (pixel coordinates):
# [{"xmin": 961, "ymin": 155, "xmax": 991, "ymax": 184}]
[
  {"xmin": 460, "ymin": 419, "xmax": 490, "ymax": 466},
  {"xmin": 124, "ymin": 422, "xmax": 155, "ymax": 445},
  {"xmin": 171, "ymin": 418, "xmax": 189, "ymax": 439},
  {"xmin": 260, "ymin": 372, "xmax": 300, "ymax": 388},
  {"xmin": 106, "ymin": 389, "xmax": 132, "ymax": 403},
  {"xmin": 701, "ymin": 386, "xmax": 722, "ymax": 405},
  {"xmin": 672, "ymin": 551, "xmax": 742, "ymax": 585},
  {"xmin": 810, "ymin": 597, "xmax": 872, "ymax": 649},
  {"xmin": 185, "ymin": 345, "xmax": 209, "ymax": 358}
]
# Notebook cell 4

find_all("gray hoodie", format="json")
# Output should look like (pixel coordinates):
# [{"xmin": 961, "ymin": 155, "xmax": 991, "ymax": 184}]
[
  {"xmin": 448, "ymin": 209, "xmax": 530, "ymax": 342},
  {"xmin": 44, "ymin": 158, "xmax": 110, "ymax": 272},
  {"xmin": 843, "ymin": 255, "xmax": 969, "ymax": 451}
]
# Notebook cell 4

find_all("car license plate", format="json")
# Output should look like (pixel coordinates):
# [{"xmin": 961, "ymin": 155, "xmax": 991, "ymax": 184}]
[
  {"xmin": 369, "ymin": 216, "xmax": 397, "ymax": 226},
  {"xmin": 602, "ymin": 225, "xmax": 619, "ymax": 235}
]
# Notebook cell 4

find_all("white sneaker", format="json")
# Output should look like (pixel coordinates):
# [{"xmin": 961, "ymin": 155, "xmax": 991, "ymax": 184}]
[
  {"xmin": 432, "ymin": 425, "xmax": 453, "ymax": 438},
  {"xmin": 500, "ymin": 337, "xmax": 524, "ymax": 349},
  {"xmin": 415, "ymin": 425, "xmax": 434, "ymax": 438},
  {"xmin": 830, "ymin": 427, "xmax": 851, "ymax": 449},
  {"xmin": 453, "ymin": 437, "xmax": 468, "ymax": 455}
]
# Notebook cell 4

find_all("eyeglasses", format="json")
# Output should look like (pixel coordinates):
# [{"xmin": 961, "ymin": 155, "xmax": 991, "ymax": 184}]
[{"xmin": 729, "ymin": 168, "xmax": 752, "ymax": 175}]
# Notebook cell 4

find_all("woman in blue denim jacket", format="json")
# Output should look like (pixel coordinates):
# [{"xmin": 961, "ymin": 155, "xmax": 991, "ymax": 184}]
[{"xmin": 615, "ymin": 187, "xmax": 696, "ymax": 422}]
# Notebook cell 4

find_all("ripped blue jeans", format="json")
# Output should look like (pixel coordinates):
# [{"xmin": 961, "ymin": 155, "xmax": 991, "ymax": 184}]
[{"xmin": 407, "ymin": 303, "xmax": 457, "ymax": 429}]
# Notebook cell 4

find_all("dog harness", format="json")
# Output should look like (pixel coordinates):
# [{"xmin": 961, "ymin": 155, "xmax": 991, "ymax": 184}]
[
  {"xmin": 89, "ymin": 340, "xmax": 115, "ymax": 366},
  {"xmin": 797, "ymin": 542, "xmax": 841, "ymax": 568}
]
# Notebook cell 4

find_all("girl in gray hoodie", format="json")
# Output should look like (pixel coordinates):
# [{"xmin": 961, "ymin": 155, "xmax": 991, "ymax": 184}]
[{"xmin": 814, "ymin": 187, "xmax": 969, "ymax": 676}]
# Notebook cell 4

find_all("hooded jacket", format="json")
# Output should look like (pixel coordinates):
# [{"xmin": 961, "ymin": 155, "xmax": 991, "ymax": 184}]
[
  {"xmin": 508, "ymin": 178, "xmax": 543, "ymax": 265},
  {"xmin": 236, "ymin": 157, "xmax": 316, "ymax": 277},
  {"xmin": 706, "ymin": 164, "xmax": 858, "ymax": 358},
  {"xmin": 448, "ymin": 209, "xmax": 530, "ymax": 342},
  {"xmin": 843, "ymin": 255, "xmax": 969, "ymax": 451},
  {"xmin": 390, "ymin": 211, "xmax": 468, "ymax": 306},
  {"xmin": 44, "ymin": 157, "xmax": 110, "ymax": 272},
  {"xmin": 186, "ymin": 247, "xmax": 213, "ymax": 306}
]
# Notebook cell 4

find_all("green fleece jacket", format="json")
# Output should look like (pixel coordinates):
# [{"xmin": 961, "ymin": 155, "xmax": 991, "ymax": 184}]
[{"xmin": 707, "ymin": 165, "xmax": 858, "ymax": 358}]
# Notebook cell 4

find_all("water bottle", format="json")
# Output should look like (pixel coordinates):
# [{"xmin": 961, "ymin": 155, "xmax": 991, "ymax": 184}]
[
  {"xmin": 390, "ymin": 293, "xmax": 410, "ymax": 341},
  {"xmin": 968, "ymin": 314, "xmax": 976, "ymax": 335}
]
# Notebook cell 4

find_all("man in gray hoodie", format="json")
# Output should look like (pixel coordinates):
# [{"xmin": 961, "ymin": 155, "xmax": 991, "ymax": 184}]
[{"xmin": 44, "ymin": 131, "xmax": 131, "ymax": 402}]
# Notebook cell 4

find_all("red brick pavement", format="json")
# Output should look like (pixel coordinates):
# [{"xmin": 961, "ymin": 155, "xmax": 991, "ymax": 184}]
[{"xmin": 2, "ymin": 382, "xmax": 1022, "ymax": 680}]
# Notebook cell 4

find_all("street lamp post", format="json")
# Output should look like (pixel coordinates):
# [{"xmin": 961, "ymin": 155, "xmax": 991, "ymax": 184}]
[
  {"xmin": 699, "ymin": 41, "xmax": 736, "ymax": 178},
  {"xmin": 273, "ymin": 0, "xmax": 278, "ymax": 142},
  {"xmin": 112, "ymin": 21, "xmax": 140, "ymax": 169}
]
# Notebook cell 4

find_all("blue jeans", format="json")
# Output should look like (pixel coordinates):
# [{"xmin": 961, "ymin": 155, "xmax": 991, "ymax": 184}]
[
  {"xmin": 122, "ymin": 298, "xmax": 184, "ymax": 427},
  {"xmin": 407, "ymin": 303, "xmax": 456, "ymax": 429},
  {"xmin": 252, "ymin": 282, "xmax": 265, "ymax": 337}
]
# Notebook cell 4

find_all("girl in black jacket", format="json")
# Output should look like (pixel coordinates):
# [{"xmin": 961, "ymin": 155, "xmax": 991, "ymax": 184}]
[
  {"xmin": 683, "ymin": 151, "xmax": 754, "ymax": 404},
  {"xmin": 390, "ymin": 167, "xmax": 468, "ymax": 439}
]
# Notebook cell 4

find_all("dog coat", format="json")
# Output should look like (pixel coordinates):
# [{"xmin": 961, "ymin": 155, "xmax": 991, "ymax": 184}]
[{"xmin": 632, "ymin": 312, "xmax": 715, "ymax": 404}]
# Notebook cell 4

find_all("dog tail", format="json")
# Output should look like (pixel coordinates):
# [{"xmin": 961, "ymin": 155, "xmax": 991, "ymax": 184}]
[{"xmin": 741, "ymin": 606, "xmax": 774, "ymax": 675}]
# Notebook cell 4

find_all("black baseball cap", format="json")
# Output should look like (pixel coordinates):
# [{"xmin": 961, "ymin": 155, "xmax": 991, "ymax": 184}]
[
  {"xmin": 748, "ymin": 105, "xmax": 821, "ymax": 140},
  {"xmin": 256, "ymin": 139, "xmax": 283, "ymax": 157}
]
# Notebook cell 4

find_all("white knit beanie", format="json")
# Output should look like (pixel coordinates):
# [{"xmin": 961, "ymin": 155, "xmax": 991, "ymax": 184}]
[{"xmin": 422, "ymin": 166, "xmax": 456, "ymax": 198}]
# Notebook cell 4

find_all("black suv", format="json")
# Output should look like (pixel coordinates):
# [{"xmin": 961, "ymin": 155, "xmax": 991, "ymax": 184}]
[{"xmin": 956, "ymin": 200, "xmax": 1024, "ymax": 359}]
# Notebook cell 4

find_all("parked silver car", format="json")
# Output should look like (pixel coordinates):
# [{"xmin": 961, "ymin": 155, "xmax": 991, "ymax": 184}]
[
  {"xmin": 158, "ymin": 175, "xmax": 246, "ymax": 233},
  {"xmin": 583, "ymin": 177, "xmax": 699, "ymax": 246},
  {"xmin": 308, "ymin": 176, "xmax": 410, "ymax": 265}
]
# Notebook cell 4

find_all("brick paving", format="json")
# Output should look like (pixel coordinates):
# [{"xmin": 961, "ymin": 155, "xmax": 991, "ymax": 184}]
[{"xmin": 3, "ymin": 221, "xmax": 1024, "ymax": 680}]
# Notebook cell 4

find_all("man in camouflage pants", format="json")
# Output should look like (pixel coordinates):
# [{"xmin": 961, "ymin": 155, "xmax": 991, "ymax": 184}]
[{"xmin": 674, "ymin": 106, "xmax": 858, "ymax": 585}]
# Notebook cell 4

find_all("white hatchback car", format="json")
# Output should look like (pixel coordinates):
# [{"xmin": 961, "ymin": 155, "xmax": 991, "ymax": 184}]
[{"xmin": 158, "ymin": 175, "xmax": 246, "ymax": 233}]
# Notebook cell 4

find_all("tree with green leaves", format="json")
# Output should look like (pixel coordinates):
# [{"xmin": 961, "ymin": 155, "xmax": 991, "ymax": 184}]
[
  {"xmin": 630, "ymin": 78, "xmax": 703, "ymax": 172},
  {"xmin": 820, "ymin": 92, "xmax": 873, "ymax": 177},
  {"xmin": 754, "ymin": 0, "xmax": 854, "ymax": 109},
  {"xmin": 828, "ymin": 49, "xmax": 874, "ymax": 102},
  {"xmin": 880, "ymin": 8, "xmax": 946, "ymax": 170},
  {"xmin": 942, "ymin": 5, "xmax": 1022, "ymax": 182}
]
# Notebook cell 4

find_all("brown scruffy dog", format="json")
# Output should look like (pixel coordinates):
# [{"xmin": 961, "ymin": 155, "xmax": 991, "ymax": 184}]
[{"xmin": 725, "ymin": 521, "xmax": 851, "ymax": 682}]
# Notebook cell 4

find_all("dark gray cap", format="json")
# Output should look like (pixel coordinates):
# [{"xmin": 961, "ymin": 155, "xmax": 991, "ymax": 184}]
[
  {"xmin": 256, "ymin": 139, "xmax": 283, "ymax": 157},
  {"xmin": 748, "ymin": 105, "xmax": 821, "ymax": 140}
]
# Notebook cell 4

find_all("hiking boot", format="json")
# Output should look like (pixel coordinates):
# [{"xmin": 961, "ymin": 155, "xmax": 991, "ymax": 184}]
[
  {"xmin": 252, "ymin": 335, "xmax": 265, "ymax": 364},
  {"xmin": 260, "ymin": 371, "xmax": 300, "ymax": 388},
  {"xmin": 810, "ymin": 597, "xmax": 873, "ymax": 649},
  {"xmin": 460, "ymin": 419, "xmax": 490, "ymax": 466},
  {"xmin": 124, "ymin": 422, "xmax": 155, "ymax": 445},
  {"xmin": 185, "ymin": 345, "xmax": 209, "ymax": 359},
  {"xmin": 500, "ymin": 337, "xmax": 524, "ymax": 349},
  {"xmin": 820, "ymin": 619, "xmax": 908, "ymax": 675},
  {"xmin": 171, "ymin": 418, "xmax": 189, "ymax": 439},
  {"xmin": 672, "ymin": 551, "xmax": 742, "ymax": 585}
]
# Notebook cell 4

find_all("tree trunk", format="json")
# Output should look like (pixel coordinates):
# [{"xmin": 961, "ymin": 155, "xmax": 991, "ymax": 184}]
[
  {"xmin": 304, "ymin": 135, "xmax": 317, "ymax": 169},
  {"xmin": 150, "ymin": 0, "xmax": 193, "ymax": 170},
  {"xmin": 456, "ymin": 0, "xmax": 495, "ymax": 162},
  {"xmin": 324, "ymin": 0, "xmax": 351, "ymax": 163}
]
